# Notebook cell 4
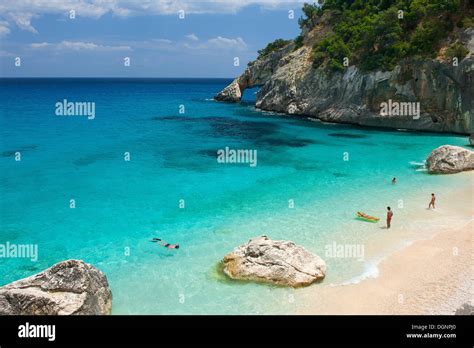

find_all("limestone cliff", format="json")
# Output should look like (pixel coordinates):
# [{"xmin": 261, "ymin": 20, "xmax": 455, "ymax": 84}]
[{"xmin": 215, "ymin": 22, "xmax": 473, "ymax": 135}]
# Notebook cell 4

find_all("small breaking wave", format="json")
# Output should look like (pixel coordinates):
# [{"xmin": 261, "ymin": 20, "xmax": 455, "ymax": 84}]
[
  {"xmin": 335, "ymin": 259, "xmax": 381, "ymax": 286},
  {"xmin": 409, "ymin": 160, "xmax": 426, "ymax": 166},
  {"xmin": 409, "ymin": 160, "xmax": 427, "ymax": 171},
  {"xmin": 333, "ymin": 240, "xmax": 415, "ymax": 286}
]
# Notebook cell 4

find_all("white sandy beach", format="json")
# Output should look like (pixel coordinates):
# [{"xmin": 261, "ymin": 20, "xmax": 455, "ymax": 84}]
[{"xmin": 298, "ymin": 172, "xmax": 473, "ymax": 315}]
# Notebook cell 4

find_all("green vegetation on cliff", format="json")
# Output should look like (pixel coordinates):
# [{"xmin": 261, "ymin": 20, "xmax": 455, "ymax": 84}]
[
  {"xmin": 445, "ymin": 42, "xmax": 470, "ymax": 61},
  {"xmin": 298, "ymin": 0, "xmax": 471, "ymax": 72},
  {"xmin": 257, "ymin": 39, "xmax": 291, "ymax": 59}
]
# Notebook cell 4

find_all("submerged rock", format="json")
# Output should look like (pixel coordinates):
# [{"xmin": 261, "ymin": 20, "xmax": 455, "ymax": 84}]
[
  {"xmin": 426, "ymin": 145, "xmax": 474, "ymax": 174},
  {"xmin": 0, "ymin": 260, "xmax": 112, "ymax": 315},
  {"xmin": 222, "ymin": 235, "xmax": 326, "ymax": 287}
]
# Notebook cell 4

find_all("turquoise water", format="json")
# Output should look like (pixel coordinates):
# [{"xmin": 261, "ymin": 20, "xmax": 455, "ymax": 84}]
[{"xmin": 0, "ymin": 78, "xmax": 470, "ymax": 314}]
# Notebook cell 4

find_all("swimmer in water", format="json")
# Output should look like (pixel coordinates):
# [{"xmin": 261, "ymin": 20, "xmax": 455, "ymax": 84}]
[{"xmin": 151, "ymin": 238, "xmax": 180, "ymax": 249}]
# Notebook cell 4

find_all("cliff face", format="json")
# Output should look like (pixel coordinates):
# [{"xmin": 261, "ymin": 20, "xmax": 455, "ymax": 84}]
[
  {"xmin": 215, "ymin": 28, "xmax": 473, "ymax": 135},
  {"xmin": 215, "ymin": 44, "xmax": 294, "ymax": 103}
]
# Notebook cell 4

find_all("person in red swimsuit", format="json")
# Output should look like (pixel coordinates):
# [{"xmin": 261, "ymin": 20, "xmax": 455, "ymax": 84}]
[{"xmin": 386, "ymin": 207, "xmax": 393, "ymax": 229}]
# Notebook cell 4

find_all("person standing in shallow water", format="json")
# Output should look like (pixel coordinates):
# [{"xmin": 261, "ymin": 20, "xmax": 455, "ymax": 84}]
[
  {"xmin": 428, "ymin": 193, "xmax": 436, "ymax": 209},
  {"xmin": 392, "ymin": 177, "xmax": 397, "ymax": 184},
  {"xmin": 386, "ymin": 207, "xmax": 393, "ymax": 229}
]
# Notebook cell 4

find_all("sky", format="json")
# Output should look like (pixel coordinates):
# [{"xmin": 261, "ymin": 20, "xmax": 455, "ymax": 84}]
[{"xmin": 0, "ymin": 1, "xmax": 307, "ymax": 78}]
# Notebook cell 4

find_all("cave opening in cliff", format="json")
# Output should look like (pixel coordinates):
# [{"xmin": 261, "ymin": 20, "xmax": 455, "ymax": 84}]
[{"xmin": 241, "ymin": 86, "xmax": 261, "ymax": 105}]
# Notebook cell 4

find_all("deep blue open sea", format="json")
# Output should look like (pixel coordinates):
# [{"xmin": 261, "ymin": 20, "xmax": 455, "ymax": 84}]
[{"xmin": 0, "ymin": 78, "xmax": 470, "ymax": 314}]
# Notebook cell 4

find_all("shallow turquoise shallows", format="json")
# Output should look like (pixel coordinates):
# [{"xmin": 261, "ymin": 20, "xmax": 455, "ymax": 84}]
[{"xmin": 0, "ymin": 78, "xmax": 470, "ymax": 314}]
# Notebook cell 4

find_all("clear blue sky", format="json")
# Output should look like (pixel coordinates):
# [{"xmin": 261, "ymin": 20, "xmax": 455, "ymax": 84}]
[{"xmin": 0, "ymin": 1, "xmax": 306, "ymax": 77}]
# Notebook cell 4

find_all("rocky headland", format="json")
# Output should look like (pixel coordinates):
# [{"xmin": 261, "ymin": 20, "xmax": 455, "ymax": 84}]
[{"xmin": 216, "ymin": 3, "xmax": 473, "ymax": 135}]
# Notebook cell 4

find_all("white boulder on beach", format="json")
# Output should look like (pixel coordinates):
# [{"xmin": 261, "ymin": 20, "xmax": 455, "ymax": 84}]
[
  {"xmin": 222, "ymin": 235, "xmax": 326, "ymax": 287},
  {"xmin": 426, "ymin": 145, "xmax": 474, "ymax": 174}
]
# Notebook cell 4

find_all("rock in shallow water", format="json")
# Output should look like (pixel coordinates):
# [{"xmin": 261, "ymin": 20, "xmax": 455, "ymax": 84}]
[
  {"xmin": 426, "ymin": 145, "xmax": 474, "ymax": 174},
  {"xmin": 214, "ymin": 80, "xmax": 242, "ymax": 102},
  {"xmin": 0, "ymin": 260, "xmax": 112, "ymax": 315},
  {"xmin": 222, "ymin": 235, "xmax": 326, "ymax": 287}
]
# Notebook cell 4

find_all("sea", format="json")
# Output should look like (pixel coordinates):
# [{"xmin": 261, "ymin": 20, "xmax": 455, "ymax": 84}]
[{"xmin": 0, "ymin": 78, "xmax": 470, "ymax": 314}]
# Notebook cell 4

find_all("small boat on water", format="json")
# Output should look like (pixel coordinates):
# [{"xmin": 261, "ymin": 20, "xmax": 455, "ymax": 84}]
[{"xmin": 356, "ymin": 211, "xmax": 380, "ymax": 223}]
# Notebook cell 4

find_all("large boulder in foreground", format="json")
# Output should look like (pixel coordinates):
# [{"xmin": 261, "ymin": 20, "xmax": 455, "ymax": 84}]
[
  {"xmin": 222, "ymin": 235, "xmax": 326, "ymax": 287},
  {"xmin": 426, "ymin": 145, "xmax": 474, "ymax": 174},
  {"xmin": 0, "ymin": 260, "xmax": 112, "ymax": 315}
]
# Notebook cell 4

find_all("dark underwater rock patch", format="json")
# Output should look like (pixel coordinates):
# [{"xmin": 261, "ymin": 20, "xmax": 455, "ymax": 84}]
[
  {"xmin": 257, "ymin": 137, "xmax": 318, "ymax": 148},
  {"xmin": 1, "ymin": 145, "xmax": 37, "ymax": 157},
  {"xmin": 328, "ymin": 133, "xmax": 368, "ymax": 139},
  {"xmin": 73, "ymin": 152, "xmax": 117, "ymax": 166}
]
